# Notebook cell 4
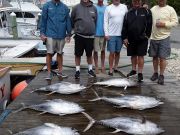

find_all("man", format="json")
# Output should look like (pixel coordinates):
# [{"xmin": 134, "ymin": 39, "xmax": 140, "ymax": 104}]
[
  {"xmin": 104, "ymin": 0, "xmax": 127, "ymax": 76},
  {"xmin": 93, "ymin": 0, "xmax": 106, "ymax": 74},
  {"xmin": 149, "ymin": 0, "xmax": 178, "ymax": 85},
  {"xmin": 71, "ymin": 0, "xmax": 97, "ymax": 79},
  {"xmin": 122, "ymin": 0, "xmax": 152, "ymax": 82},
  {"xmin": 40, "ymin": 0, "xmax": 71, "ymax": 80}
]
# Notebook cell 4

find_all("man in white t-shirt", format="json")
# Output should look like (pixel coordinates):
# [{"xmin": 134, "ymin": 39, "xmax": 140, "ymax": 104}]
[{"xmin": 104, "ymin": 0, "xmax": 127, "ymax": 76}]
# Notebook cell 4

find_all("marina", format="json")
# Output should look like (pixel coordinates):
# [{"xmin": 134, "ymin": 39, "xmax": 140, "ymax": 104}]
[{"xmin": 0, "ymin": 0, "xmax": 180, "ymax": 134}]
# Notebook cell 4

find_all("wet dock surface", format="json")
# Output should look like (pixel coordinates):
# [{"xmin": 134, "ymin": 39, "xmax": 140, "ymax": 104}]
[{"xmin": 0, "ymin": 66, "xmax": 180, "ymax": 135}]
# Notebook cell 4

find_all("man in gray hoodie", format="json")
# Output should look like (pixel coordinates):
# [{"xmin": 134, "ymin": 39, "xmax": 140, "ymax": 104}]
[{"xmin": 71, "ymin": 0, "xmax": 97, "ymax": 79}]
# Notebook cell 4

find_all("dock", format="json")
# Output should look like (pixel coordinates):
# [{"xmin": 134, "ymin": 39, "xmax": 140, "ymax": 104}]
[{"xmin": 0, "ymin": 62, "xmax": 180, "ymax": 135}]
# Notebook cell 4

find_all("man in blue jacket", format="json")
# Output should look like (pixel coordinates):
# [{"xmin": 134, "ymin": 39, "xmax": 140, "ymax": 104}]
[{"xmin": 40, "ymin": 0, "xmax": 72, "ymax": 80}]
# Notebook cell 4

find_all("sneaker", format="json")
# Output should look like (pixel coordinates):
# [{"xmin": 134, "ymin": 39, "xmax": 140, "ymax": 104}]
[
  {"xmin": 150, "ymin": 73, "xmax": 158, "ymax": 81},
  {"xmin": 127, "ymin": 70, "xmax": 137, "ymax": 77},
  {"xmin": 45, "ymin": 72, "xmax": 52, "ymax": 80},
  {"xmin": 88, "ymin": 70, "xmax": 96, "ymax": 77},
  {"xmin": 138, "ymin": 73, "xmax": 143, "ymax": 82},
  {"xmin": 158, "ymin": 75, "xmax": 164, "ymax": 85},
  {"xmin": 114, "ymin": 68, "xmax": 119, "ymax": 73},
  {"xmin": 108, "ymin": 71, "xmax": 113, "ymax": 76},
  {"xmin": 75, "ymin": 71, "xmax": 80, "ymax": 79},
  {"xmin": 57, "ymin": 72, "xmax": 68, "ymax": 78}
]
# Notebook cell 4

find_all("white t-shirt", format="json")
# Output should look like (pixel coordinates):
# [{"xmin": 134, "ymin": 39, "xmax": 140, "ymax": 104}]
[{"xmin": 104, "ymin": 3, "xmax": 128, "ymax": 36}]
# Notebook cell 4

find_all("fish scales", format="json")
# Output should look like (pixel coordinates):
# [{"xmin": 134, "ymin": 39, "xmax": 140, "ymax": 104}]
[
  {"xmin": 13, "ymin": 123, "xmax": 80, "ymax": 135},
  {"xmin": 32, "ymin": 82, "xmax": 86, "ymax": 95},
  {"xmin": 90, "ymin": 93, "xmax": 163, "ymax": 110},
  {"xmin": 14, "ymin": 99, "xmax": 85, "ymax": 115}
]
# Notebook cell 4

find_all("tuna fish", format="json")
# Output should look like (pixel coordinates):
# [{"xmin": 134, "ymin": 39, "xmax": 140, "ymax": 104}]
[
  {"xmin": 12, "ymin": 123, "xmax": 79, "ymax": 135},
  {"xmin": 13, "ymin": 99, "xmax": 85, "ymax": 115},
  {"xmin": 89, "ymin": 91, "xmax": 163, "ymax": 110},
  {"xmin": 83, "ymin": 113, "xmax": 164, "ymax": 135},
  {"xmin": 31, "ymin": 82, "xmax": 87, "ymax": 95},
  {"xmin": 94, "ymin": 78, "xmax": 137, "ymax": 90}
]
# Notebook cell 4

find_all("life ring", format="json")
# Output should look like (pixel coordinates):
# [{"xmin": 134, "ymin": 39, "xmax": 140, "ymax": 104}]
[{"xmin": 11, "ymin": 80, "xmax": 28, "ymax": 100}]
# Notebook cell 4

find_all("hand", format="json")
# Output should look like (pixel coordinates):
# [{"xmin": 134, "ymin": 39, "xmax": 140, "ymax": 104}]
[
  {"xmin": 123, "ymin": 39, "xmax": 129, "ymax": 47},
  {"xmin": 66, "ymin": 36, "xmax": 71, "ymax": 43},
  {"xmin": 105, "ymin": 36, "xmax": 110, "ymax": 40},
  {"xmin": 40, "ymin": 34, "xmax": 47, "ymax": 42},
  {"xmin": 156, "ymin": 21, "xmax": 165, "ymax": 28}
]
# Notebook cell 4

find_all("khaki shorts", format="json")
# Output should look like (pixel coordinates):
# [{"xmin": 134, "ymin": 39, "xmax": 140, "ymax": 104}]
[
  {"xmin": 46, "ymin": 38, "xmax": 65, "ymax": 54},
  {"xmin": 94, "ymin": 37, "xmax": 106, "ymax": 52}
]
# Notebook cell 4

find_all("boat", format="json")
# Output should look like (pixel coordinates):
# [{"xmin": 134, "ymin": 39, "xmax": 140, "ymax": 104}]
[
  {"xmin": 0, "ymin": 0, "xmax": 45, "ymax": 76},
  {"xmin": 0, "ymin": 67, "xmax": 11, "ymax": 110}
]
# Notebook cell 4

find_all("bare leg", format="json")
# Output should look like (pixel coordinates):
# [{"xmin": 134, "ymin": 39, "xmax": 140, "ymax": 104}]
[
  {"xmin": 153, "ymin": 57, "xmax": 159, "ymax": 73},
  {"xmin": 159, "ymin": 58, "xmax": 166, "ymax": 75},
  {"xmin": 93, "ymin": 51, "xmax": 99, "ymax": 73},
  {"xmin": 75, "ymin": 56, "xmax": 81, "ymax": 66},
  {"xmin": 101, "ymin": 50, "xmax": 105, "ymax": 73},
  {"xmin": 138, "ymin": 56, "xmax": 144, "ymax": 73},
  {"xmin": 109, "ymin": 52, "xmax": 114, "ymax": 73},
  {"xmin": 57, "ymin": 53, "xmax": 63, "ymax": 72},
  {"xmin": 46, "ymin": 53, "xmax": 52, "ymax": 73},
  {"xmin": 131, "ymin": 56, "xmax": 137, "ymax": 71},
  {"xmin": 87, "ymin": 56, "xmax": 93, "ymax": 65},
  {"xmin": 114, "ymin": 52, "xmax": 120, "ymax": 69}
]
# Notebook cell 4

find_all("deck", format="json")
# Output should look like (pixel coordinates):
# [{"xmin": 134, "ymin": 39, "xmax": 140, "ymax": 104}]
[{"xmin": 0, "ymin": 65, "xmax": 180, "ymax": 135}]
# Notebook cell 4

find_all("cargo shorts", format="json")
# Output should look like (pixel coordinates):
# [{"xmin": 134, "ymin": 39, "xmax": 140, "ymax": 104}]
[{"xmin": 46, "ymin": 37, "xmax": 65, "ymax": 54}]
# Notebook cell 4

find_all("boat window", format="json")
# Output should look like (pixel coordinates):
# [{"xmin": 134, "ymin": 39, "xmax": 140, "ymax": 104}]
[{"xmin": 14, "ymin": 12, "xmax": 35, "ymax": 18}]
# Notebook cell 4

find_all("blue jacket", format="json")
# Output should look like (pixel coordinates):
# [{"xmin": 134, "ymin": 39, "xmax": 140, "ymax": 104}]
[{"xmin": 40, "ymin": 1, "xmax": 72, "ymax": 39}]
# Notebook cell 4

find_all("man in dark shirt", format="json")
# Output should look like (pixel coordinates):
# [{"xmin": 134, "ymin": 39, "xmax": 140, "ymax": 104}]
[
  {"xmin": 71, "ymin": 0, "xmax": 97, "ymax": 79},
  {"xmin": 122, "ymin": 0, "xmax": 152, "ymax": 82}
]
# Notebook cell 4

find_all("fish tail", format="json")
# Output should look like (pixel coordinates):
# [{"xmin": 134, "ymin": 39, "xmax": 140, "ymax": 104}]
[
  {"xmin": 81, "ymin": 112, "xmax": 95, "ymax": 132},
  {"xmin": 7, "ymin": 129, "xmax": 13, "ymax": 135},
  {"xmin": 30, "ymin": 87, "xmax": 41, "ymax": 93},
  {"xmin": 89, "ymin": 90, "xmax": 102, "ymax": 101},
  {"xmin": 12, "ymin": 103, "xmax": 27, "ymax": 113}
]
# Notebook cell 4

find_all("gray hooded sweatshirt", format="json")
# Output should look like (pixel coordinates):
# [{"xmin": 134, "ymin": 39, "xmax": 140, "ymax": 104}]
[{"xmin": 71, "ymin": 0, "xmax": 97, "ymax": 36}]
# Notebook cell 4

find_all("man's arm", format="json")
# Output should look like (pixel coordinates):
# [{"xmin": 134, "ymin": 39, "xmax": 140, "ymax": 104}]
[
  {"xmin": 104, "ymin": 7, "xmax": 109, "ymax": 40},
  {"xmin": 40, "ymin": 4, "xmax": 48, "ymax": 38},
  {"xmin": 122, "ymin": 13, "xmax": 129, "ymax": 47},
  {"xmin": 165, "ymin": 7, "xmax": 178, "ymax": 29},
  {"xmin": 66, "ymin": 8, "xmax": 72, "ymax": 36},
  {"xmin": 146, "ymin": 9, "xmax": 152, "ymax": 38},
  {"xmin": 70, "ymin": 6, "xmax": 76, "ymax": 29}
]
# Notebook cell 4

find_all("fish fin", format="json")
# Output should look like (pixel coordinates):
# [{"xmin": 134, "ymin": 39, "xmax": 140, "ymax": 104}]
[
  {"xmin": 124, "ymin": 86, "xmax": 127, "ymax": 90},
  {"xmin": 120, "ymin": 93, "xmax": 125, "ymax": 96},
  {"xmin": 89, "ymin": 90, "xmax": 102, "ymax": 101},
  {"xmin": 81, "ymin": 112, "xmax": 95, "ymax": 132},
  {"xmin": 12, "ymin": 103, "xmax": 27, "ymax": 113},
  {"xmin": 30, "ymin": 88, "xmax": 38, "ymax": 93},
  {"xmin": 37, "ymin": 111, "xmax": 47, "ymax": 115},
  {"xmin": 86, "ymin": 84, "xmax": 93, "ymax": 89},
  {"xmin": 110, "ymin": 129, "xmax": 121, "ymax": 133},
  {"xmin": 45, "ymin": 91, "xmax": 55, "ymax": 96},
  {"xmin": 89, "ymin": 98, "xmax": 102, "ymax": 102}
]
